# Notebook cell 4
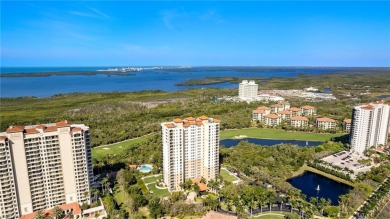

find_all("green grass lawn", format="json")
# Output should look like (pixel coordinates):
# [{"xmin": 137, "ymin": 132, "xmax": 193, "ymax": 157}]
[
  {"xmin": 220, "ymin": 128, "xmax": 343, "ymax": 142},
  {"xmin": 220, "ymin": 168, "xmax": 239, "ymax": 182},
  {"xmin": 250, "ymin": 213, "xmax": 285, "ymax": 219},
  {"xmin": 142, "ymin": 175, "xmax": 162, "ymax": 184},
  {"xmin": 146, "ymin": 182, "xmax": 170, "ymax": 197},
  {"xmin": 113, "ymin": 185, "xmax": 132, "ymax": 214},
  {"xmin": 92, "ymin": 133, "xmax": 156, "ymax": 158}
]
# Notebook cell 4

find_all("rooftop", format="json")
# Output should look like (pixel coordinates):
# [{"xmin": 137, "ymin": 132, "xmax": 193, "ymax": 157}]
[
  {"xmin": 343, "ymin": 118, "xmax": 352, "ymax": 123},
  {"xmin": 265, "ymin": 114, "xmax": 280, "ymax": 119},
  {"xmin": 20, "ymin": 202, "xmax": 81, "ymax": 219},
  {"xmin": 289, "ymin": 107, "xmax": 301, "ymax": 111},
  {"xmin": 252, "ymin": 109, "xmax": 265, "ymax": 114},
  {"xmin": 301, "ymin": 105, "xmax": 315, "ymax": 110},
  {"xmin": 256, "ymin": 106, "xmax": 270, "ymax": 110},
  {"xmin": 291, "ymin": 116, "xmax": 308, "ymax": 121},
  {"xmin": 164, "ymin": 116, "xmax": 220, "ymax": 128},
  {"xmin": 278, "ymin": 110, "xmax": 292, "ymax": 115},
  {"xmin": 317, "ymin": 117, "xmax": 336, "ymax": 122},
  {"xmin": 3, "ymin": 121, "xmax": 88, "ymax": 135}
]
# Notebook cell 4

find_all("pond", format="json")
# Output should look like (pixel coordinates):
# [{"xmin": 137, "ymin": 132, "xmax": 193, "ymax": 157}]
[
  {"xmin": 376, "ymin": 94, "xmax": 390, "ymax": 99},
  {"xmin": 220, "ymin": 138, "xmax": 323, "ymax": 148},
  {"xmin": 288, "ymin": 171, "xmax": 352, "ymax": 205}
]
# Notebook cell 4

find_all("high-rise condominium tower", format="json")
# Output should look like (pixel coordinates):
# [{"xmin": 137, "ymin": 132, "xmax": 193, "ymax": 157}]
[
  {"xmin": 239, "ymin": 80, "xmax": 258, "ymax": 99},
  {"xmin": 0, "ymin": 121, "xmax": 93, "ymax": 219},
  {"xmin": 350, "ymin": 102, "xmax": 390, "ymax": 153},
  {"xmin": 161, "ymin": 116, "xmax": 220, "ymax": 192}
]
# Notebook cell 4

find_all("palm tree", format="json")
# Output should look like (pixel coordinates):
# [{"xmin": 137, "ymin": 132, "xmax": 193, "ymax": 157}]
[
  {"xmin": 35, "ymin": 210, "xmax": 44, "ymax": 219},
  {"xmin": 279, "ymin": 195, "xmax": 287, "ymax": 211},
  {"xmin": 53, "ymin": 206, "xmax": 64, "ymax": 219},
  {"xmin": 100, "ymin": 177, "xmax": 109, "ymax": 194},
  {"xmin": 267, "ymin": 189, "xmax": 276, "ymax": 212}
]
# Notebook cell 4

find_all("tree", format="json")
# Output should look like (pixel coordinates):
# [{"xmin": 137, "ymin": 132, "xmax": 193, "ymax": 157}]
[
  {"xmin": 318, "ymin": 198, "xmax": 331, "ymax": 215},
  {"xmin": 324, "ymin": 206, "xmax": 339, "ymax": 217},
  {"xmin": 53, "ymin": 206, "xmax": 64, "ymax": 219},
  {"xmin": 149, "ymin": 198, "xmax": 165, "ymax": 219},
  {"xmin": 35, "ymin": 210, "xmax": 44, "ymax": 219},
  {"xmin": 267, "ymin": 189, "xmax": 276, "ymax": 212},
  {"xmin": 193, "ymin": 183, "xmax": 200, "ymax": 194},
  {"xmin": 100, "ymin": 177, "xmax": 109, "ymax": 194}
]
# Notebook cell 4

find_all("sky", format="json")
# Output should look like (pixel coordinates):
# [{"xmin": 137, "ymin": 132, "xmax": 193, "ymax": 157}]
[{"xmin": 1, "ymin": 1, "xmax": 390, "ymax": 67}]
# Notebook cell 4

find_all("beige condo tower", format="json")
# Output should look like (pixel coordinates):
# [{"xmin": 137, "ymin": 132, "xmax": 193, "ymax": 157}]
[
  {"xmin": 0, "ymin": 121, "xmax": 93, "ymax": 219},
  {"xmin": 161, "ymin": 116, "xmax": 220, "ymax": 192}
]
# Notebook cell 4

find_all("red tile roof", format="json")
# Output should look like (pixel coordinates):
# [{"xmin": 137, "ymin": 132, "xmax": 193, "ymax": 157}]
[
  {"xmin": 20, "ymin": 202, "xmax": 81, "ymax": 219},
  {"xmin": 361, "ymin": 105, "xmax": 374, "ymax": 110},
  {"xmin": 213, "ymin": 118, "xmax": 220, "ymax": 123},
  {"xmin": 6, "ymin": 126, "xmax": 25, "ymax": 133},
  {"xmin": 271, "ymin": 104, "xmax": 283, "ymax": 108},
  {"xmin": 25, "ymin": 128, "xmax": 39, "ymax": 134},
  {"xmin": 191, "ymin": 178, "xmax": 208, "ymax": 191},
  {"xmin": 252, "ymin": 109, "xmax": 265, "ymax": 114},
  {"xmin": 343, "ymin": 119, "xmax": 352, "ymax": 123},
  {"xmin": 278, "ymin": 110, "xmax": 292, "ymax": 115},
  {"xmin": 44, "ymin": 126, "xmax": 58, "ymax": 132},
  {"xmin": 199, "ymin": 115, "xmax": 209, "ymax": 120},
  {"xmin": 301, "ymin": 105, "xmax": 315, "ymax": 110},
  {"xmin": 165, "ymin": 123, "xmax": 175, "ymax": 128},
  {"xmin": 291, "ymin": 116, "xmax": 308, "ymax": 121},
  {"xmin": 317, "ymin": 117, "xmax": 336, "ymax": 123},
  {"xmin": 265, "ymin": 114, "xmax": 280, "ymax": 119},
  {"xmin": 56, "ymin": 120, "xmax": 71, "ymax": 127},
  {"xmin": 279, "ymin": 102, "xmax": 290, "ymax": 105},
  {"xmin": 129, "ymin": 164, "xmax": 137, "ymax": 169},
  {"xmin": 256, "ymin": 106, "xmax": 270, "ymax": 110},
  {"xmin": 173, "ymin": 118, "xmax": 183, "ymax": 123},
  {"xmin": 288, "ymin": 107, "xmax": 301, "ymax": 112},
  {"xmin": 70, "ymin": 127, "xmax": 82, "ymax": 133},
  {"xmin": 0, "ymin": 136, "xmax": 7, "ymax": 140},
  {"xmin": 185, "ymin": 117, "xmax": 196, "ymax": 121}
]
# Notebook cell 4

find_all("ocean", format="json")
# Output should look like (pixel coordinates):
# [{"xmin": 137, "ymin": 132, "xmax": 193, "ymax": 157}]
[{"xmin": 0, "ymin": 66, "xmax": 363, "ymax": 98}]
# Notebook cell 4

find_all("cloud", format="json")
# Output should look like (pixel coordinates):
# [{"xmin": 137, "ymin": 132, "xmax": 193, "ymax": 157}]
[
  {"xmin": 88, "ymin": 7, "xmax": 110, "ymax": 19},
  {"xmin": 160, "ymin": 10, "xmax": 182, "ymax": 33},
  {"xmin": 69, "ymin": 7, "xmax": 110, "ymax": 19},
  {"xmin": 69, "ymin": 11, "xmax": 99, "ymax": 18},
  {"xmin": 199, "ymin": 10, "xmax": 225, "ymax": 24}
]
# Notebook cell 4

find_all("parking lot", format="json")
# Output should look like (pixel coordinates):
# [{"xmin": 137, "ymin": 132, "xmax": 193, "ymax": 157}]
[{"xmin": 322, "ymin": 151, "xmax": 374, "ymax": 178}]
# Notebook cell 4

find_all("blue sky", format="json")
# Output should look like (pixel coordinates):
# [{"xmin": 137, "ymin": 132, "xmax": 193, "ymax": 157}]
[{"xmin": 1, "ymin": 1, "xmax": 390, "ymax": 67}]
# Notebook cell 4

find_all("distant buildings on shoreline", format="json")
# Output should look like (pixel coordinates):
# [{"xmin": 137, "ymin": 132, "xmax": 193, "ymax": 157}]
[
  {"xmin": 0, "ymin": 121, "xmax": 93, "ymax": 219},
  {"xmin": 220, "ymin": 80, "xmax": 336, "ymax": 103},
  {"xmin": 350, "ymin": 102, "xmax": 390, "ymax": 153},
  {"xmin": 161, "ymin": 116, "xmax": 220, "ymax": 192}
]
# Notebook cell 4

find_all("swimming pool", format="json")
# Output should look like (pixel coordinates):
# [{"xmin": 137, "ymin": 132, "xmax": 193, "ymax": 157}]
[{"xmin": 139, "ymin": 165, "xmax": 153, "ymax": 173}]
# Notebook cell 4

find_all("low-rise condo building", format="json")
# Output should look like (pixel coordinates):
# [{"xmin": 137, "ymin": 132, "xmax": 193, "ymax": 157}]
[
  {"xmin": 350, "ymin": 102, "xmax": 390, "ymax": 153},
  {"xmin": 0, "ymin": 121, "xmax": 94, "ymax": 219},
  {"xmin": 239, "ymin": 80, "xmax": 258, "ymax": 99},
  {"xmin": 264, "ymin": 114, "xmax": 282, "ymax": 126},
  {"xmin": 301, "ymin": 105, "xmax": 317, "ymax": 116},
  {"xmin": 290, "ymin": 116, "xmax": 309, "ymax": 128},
  {"xmin": 161, "ymin": 116, "xmax": 220, "ymax": 192},
  {"xmin": 288, "ymin": 107, "xmax": 302, "ymax": 117},
  {"xmin": 256, "ymin": 106, "xmax": 271, "ymax": 114},
  {"xmin": 278, "ymin": 102, "xmax": 291, "ymax": 110},
  {"xmin": 252, "ymin": 109, "xmax": 267, "ymax": 121},
  {"xmin": 316, "ymin": 117, "xmax": 337, "ymax": 130},
  {"xmin": 278, "ymin": 110, "xmax": 292, "ymax": 120},
  {"xmin": 271, "ymin": 104, "xmax": 284, "ymax": 114},
  {"xmin": 343, "ymin": 119, "xmax": 352, "ymax": 132}
]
